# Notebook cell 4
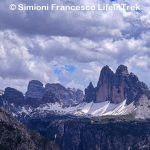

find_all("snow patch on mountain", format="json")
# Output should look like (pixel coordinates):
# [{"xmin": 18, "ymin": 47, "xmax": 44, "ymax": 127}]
[{"xmin": 6, "ymin": 95, "xmax": 150, "ymax": 119}]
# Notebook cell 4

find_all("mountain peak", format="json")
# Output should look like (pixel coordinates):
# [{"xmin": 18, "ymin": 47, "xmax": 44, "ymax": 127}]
[
  {"xmin": 85, "ymin": 64, "xmax": 150, "ymax": 104},
  {"xmin": 116, "ymin": 65, "xmax": 129, "ymax": 75},
  {"xmin": 84, "ymin": 82, "xmax": 95, "ymax": 103},
  {"xmin": 25, "ymin": 80, "xmax": 44, "ymax": 100},
  {"xmin": 29, "ymin": 80, "xmax": 43, "ymax": 86},
  {"xmin": 95, "ymin": 65, "xmax": 114, "ymax": 102},
  {"xmin": 97, "ymin": 65, "xmax": 114, "ymax": 86},
  {"xmin": 101, "ymin": 65, "xmax": 113, "ymax": 73},
  {"xmin": 89, "ymin": 82, "xmax": 94, "ymax": 88}
]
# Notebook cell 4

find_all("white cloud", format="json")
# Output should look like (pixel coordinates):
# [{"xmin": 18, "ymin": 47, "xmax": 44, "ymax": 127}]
[{"xmin": 0, "ymin": 0, "xmax": 150, "ymax": 92}]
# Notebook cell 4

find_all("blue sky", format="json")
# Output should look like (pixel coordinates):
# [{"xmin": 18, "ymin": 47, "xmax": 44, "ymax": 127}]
[
  {"xmin": 0, "ymin": 0, "xmax": 150, "ymax": 92},
  {"xmin": 54, "ymin": 65, "xmax": 76, "ymax": 75}
]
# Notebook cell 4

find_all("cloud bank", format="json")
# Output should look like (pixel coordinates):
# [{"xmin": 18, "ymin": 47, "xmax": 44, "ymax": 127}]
[{"xmin": 0, "ymin": 0, "xmax": 150, "ymax": 92}]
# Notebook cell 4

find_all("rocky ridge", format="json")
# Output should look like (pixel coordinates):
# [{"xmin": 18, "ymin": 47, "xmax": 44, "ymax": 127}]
[
  {"xmin": 0, "ymin": 65, "xmax": 150, "ymax": 120},
  {"xmin": 25, "ymin": 80, "xmax": 45, "ymax": 100},
  {"xmin": 0, "ymin": 65, "xmax": 150, "ymax": 150},
  {"xmin": 85, "ymin": 65, "xmax": 150, "ymax": 104},
  {"xmin": 0, "ymin": 81, "xmax": 84, "ymax": 108}
]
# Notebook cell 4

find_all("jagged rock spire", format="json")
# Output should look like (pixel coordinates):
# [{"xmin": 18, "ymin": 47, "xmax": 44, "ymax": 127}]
[
  {"xmin": 115, "ymin": 65, "xmax": 129, "ymax": 76},
  {"xmin": 85, "ymin": 64, "xmax": 150, "ymax": 104},
  {"xmin": 96, "ymin": 65, "xmax": 114, "ymax": 102},
  {"xmin": 97, "ymin": 65, "xmax": 114, "ymax": 86},
  {"xmin": 84, "ymin": 82, "xmax": 96, "ymax": 103}
]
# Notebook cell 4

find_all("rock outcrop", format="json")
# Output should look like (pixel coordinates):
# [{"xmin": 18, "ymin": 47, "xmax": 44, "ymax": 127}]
[
  {"xmin": 84, "ymin": 82, "xmax": 95, "ymax": 103},
  {"xmin": 75, "ymin": 89, "xmax": 84, "ymax": 103},
  {"xmin": 1, "ymin": 80, "xmax": 84, "ymax": 108},
  {"xmin": 25, "ymin": 80, "xmax": 44, "ymax": 100},
  {"xmin": 134, "ymin": 95, "xmax": 150, "ymax": 119},
  {"xmin": 85, "ymin": 65, "xmax": 150, "ymax": 104},
  {"xmin": 96, "ymin": 65, "xmax": 114, "ymax": 102},
  {"xmin": 2, "ymin": 87, "xmax": 24, "ymax": 106},
  {"xmin": 43, "ymin": 83, "xmax": 84, "ymax": 106}
]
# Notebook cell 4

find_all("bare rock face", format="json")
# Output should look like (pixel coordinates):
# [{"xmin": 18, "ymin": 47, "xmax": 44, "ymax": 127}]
[
  {"xmin": 115, "ymin": 65, "xmax": 129, "ymax": 76},
  {"xmin": 111, "ymin": 65, "xmax": 150, "ymax": 104},
  {"xmin": 25, "ymin": 80, "xmax": 44, "ymax": 100},
  {"xmin": 2, "ymin": 87, "xmax": 24, "ymax": 106},
  {"xmin": 43, "ymin": 83, "xmax": 84, "ymax": 106},
  {"xmin": 85, "ymin": 65, "xmax": 150, "ymax": 104},
  {"xmin": 84, "ymin": 82, "xmax": 95, "ymax": 103},
  {"xmin": 42, "ymin": 83, "xmax": 61, "ymax": 104},
  {"xmin": 135, "ymin": 95, "xmax": 150, "ymax": 106},
  {"xmin": 75, "ymin": 89, "xmax": 84, "ymax": 103},
  {"xmin": 134, "ymin": 95, "xmax": 150, "ymax": 119},
  {"xmin": 1, "ymin": 80, "xmax": 84, "ymax": 107},
  {"xmin": 111, "ymin": 65, "xmax": 129, "ymax": 103},
  {"xmin": 96, "ymin": 65, "xmax": 114, "ymax": 102}
]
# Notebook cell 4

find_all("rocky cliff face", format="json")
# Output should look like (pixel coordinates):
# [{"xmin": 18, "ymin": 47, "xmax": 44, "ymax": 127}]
[
  {"xmin": 25, "ymin": 80, "xmax": 45, "ymax": 100},
  {"xmin": 1, "ymin": 81, "xmax": 84, "ymax": 108},
  {"xmin": 134, "ymin": 95, "xmax": 150, "ymax": 119},
  {"xmin": 84, "ymin": 82, "xmax": 95, "ymax": 103},
  {"xmin": 96, "ymin": 65, "xmax": 114, "ymax": 102},
  {"xmin": 43, "ymin": 83, "xmax": 83, "ymax": 106},
  {"xmin": 85, "ymin": 65, "xmax": 150, "ymax": 104},
  {"xmin": 75, "ymin": 89, "xmax": 84, "ymax": 103},
  {"xmin": 2, "ymin": 87, "xmax": 24, "ymax": 106},
  {"xmin": 0, "ymin": 108, "xmax": 59, "ymax": 150},
  {"xmin": 23, "ymin": 114, "xmax": 150, "ymax": 150}
]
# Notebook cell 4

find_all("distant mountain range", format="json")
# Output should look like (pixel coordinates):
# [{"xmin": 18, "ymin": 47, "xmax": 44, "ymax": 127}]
[
  {"xmin": 0, "ymin": 65, "xmax": 150, "ymax": 119},
  {"xmin": 1, "ymin": 65, "xmax": 150, "ymax": 150},
  {"xmin": 0, "ymin": 80, "xmax": 83, "ymax": 107}
]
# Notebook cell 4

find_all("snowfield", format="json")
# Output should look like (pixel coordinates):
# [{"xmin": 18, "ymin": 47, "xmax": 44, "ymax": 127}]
[{"xmin": 16, "ymin": 98, "xmax": 150, "ymax": 119}]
